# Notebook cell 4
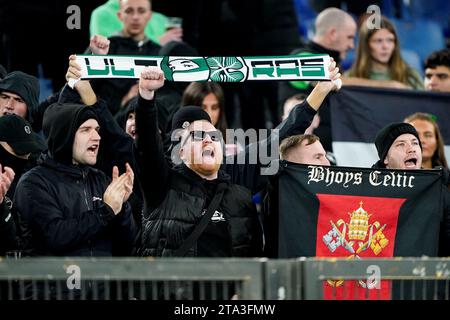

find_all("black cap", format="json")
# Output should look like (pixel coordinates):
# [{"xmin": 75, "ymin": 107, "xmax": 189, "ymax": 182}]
[
  {"xmin": 0, "ymin": 114, "xmax": 45, "ymax": 155},
  {"xmin": 375, "ymin": 122, "xmax": 422, "ymax": 164},
  {"xmin": 171, "ymin": 106, "xmax": 211, "ymax": 131},
  {"xmin": 0, "ymin": 71, "xmax": 39, "ymax": 116}
]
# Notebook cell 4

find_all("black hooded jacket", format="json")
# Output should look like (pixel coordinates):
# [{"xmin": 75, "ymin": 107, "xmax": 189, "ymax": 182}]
[
  {"xmin": 0, "ymin": 197, "xmax": 16, "ymax": 255},
  {"xmin": 13, "ymin": 103, "xmax": 137, "ymax": 256},
  {"xmin": 0, "ymin": 71, "xmax": 39, "ymax": 127}
]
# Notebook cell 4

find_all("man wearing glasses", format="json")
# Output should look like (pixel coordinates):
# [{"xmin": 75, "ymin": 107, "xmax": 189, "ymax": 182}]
[
  {"xmin": 134, "ymin": 77, "xmax": 262, "ymax": 258},
  {"xmin": 133, "ymin": 63, "xmax": 340, "ymax": 261}
]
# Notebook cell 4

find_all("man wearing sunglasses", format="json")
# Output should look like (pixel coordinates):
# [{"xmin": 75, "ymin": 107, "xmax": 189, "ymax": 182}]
[
  {"xmin": 133, "ymin": 62, "xmax": 340, "ymax": 262},
  {"xmin": 134, "ymin": 70, "xmax": 263, "ymax": 262}
]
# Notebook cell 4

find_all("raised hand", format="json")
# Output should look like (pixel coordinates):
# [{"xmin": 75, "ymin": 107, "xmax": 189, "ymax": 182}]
[
  {"xmin": 138, "ymin": 67, "xmax": 165, "ymax": 100},
  {"xmin": 65, "ymin": 54, "xmax": 82, "ymax": 83},
  {"xmin": 65, "ymin": 55, "xmax": 97, "ymax": 105},
  {"xmin": 103, "ymin": 166, "xmax": 127, "ymax": 215},
  {"xmin": 103, "ymin": 165, "xmax": 134, "ymax": 214},
  {"xmin": 90, "ymin": 35, "xmax": 110, "ymax": 55},
  {"xmin": 315, "ymin": 57, "xmax": 342, "ymax": 93},
  {"xmin": 158, "ymin": 28, "xmax": 183, "ymax": 46},
  {"xmin": 306, "ymin": 58, "xmax": 342, "ymax": 110},
  {"xmin": 0, "ymin": 164, "xmax": 15, "ymax": 204}
]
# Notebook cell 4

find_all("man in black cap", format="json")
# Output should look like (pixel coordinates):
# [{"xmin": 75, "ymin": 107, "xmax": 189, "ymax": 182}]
[
  {"xmin": 372, "ymin": 122, "xmax": 422, "ymax": 170},
  {"xmin": 0, "ymin": 114, "xmax": 45, "ymax": 257},
  {"xmin": 0, "ymin": 114, "xmax": 45, "ymax": 198},
  {"xmin": 0, "ymin": 71, "xmax": 39, "ymax": 124}
]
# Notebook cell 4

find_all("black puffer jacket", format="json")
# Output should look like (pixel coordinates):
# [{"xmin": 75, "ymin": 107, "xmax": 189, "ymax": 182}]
[{"xmin": 138, "ymin": 163, "xmax": 262, "ymax": 257}]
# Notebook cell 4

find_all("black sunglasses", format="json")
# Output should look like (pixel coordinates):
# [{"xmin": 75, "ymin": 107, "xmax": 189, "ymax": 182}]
[{"xmin": 189, "ymin": 130, "xmax": 222, "ymax": 142}]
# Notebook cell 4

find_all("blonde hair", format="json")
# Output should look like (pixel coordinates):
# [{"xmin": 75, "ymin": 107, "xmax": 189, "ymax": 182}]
[{"xmin": 279, "ymin": 134, "xmax": 320, "ymax": 160}]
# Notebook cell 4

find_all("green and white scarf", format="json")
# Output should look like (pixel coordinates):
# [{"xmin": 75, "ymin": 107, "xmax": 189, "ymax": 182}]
[{"xmin": 73, "ymin": 54, "xmax": 332, "ymax": 82}]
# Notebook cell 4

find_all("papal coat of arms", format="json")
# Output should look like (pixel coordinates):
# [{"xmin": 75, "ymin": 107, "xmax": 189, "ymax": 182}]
[{"xmin": 322, "ymin": 201, "xmax": 389, "ymax": 287}]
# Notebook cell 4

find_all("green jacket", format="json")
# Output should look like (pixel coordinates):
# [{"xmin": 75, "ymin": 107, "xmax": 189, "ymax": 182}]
[{"xmin": 89, "ymin": 0, "xmax": 168, "ymax": 44}]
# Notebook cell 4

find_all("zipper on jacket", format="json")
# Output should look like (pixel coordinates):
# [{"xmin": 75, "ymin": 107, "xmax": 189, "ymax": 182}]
[
  {"xmin": 81, "ymin": 170, "xmax": 91, "ymax": 211},
  {"xmin": 82, "ymin": 169, "xmax": 94, "ymax": 259}
]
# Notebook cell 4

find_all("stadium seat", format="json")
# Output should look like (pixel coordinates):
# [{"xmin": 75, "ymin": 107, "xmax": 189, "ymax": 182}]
[
  {"xmin": 341, "ymin": 49, "xmax": 355, "ymax": 72},
  {"xmin": 401, "ymin": 49, "xmax": 423, "ymax": 77},
  {"xmin": 402, "ymin": 0, "xmax": 450, "ymax": 37},
  {"xmin": 293, "ymin": 0, "xmax": 317, "ymax": 38},
  {"xmin": 390, "ymin": 18, "xmax": 446, "ymax": 65}
]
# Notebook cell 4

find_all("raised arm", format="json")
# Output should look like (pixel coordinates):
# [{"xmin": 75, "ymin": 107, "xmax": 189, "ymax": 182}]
[
  {"xmin": 225, "ymin": 59, "xmax": 341, "ymax": 193},
  {"xmin": 133, "ymin": 67, "xmax": 168, "ymax": 210}
]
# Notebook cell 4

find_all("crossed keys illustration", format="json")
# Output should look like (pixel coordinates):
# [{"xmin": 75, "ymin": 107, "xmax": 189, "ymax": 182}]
[{"xmin": 322, "ymin": 202, "xmax": 389, "ymax": 287}]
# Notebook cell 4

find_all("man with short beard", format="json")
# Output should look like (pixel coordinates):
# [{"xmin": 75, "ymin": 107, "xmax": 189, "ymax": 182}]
[
  {"xmin": 135, "ymin": 72, "xmax": 263, "ymax": 258},
  {"xmin": 134, "ymin": 60, "xmax": 341, "ymax": 260}
]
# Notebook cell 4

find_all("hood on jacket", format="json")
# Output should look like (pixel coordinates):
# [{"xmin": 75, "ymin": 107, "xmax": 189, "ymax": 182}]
[
  {"xmin": 115, "ymin": 96, "xmax": 137, "ymax": 130},
  {"xmin": 43, "ymin": 103, "xmax": 98, "ymax": 165},
  {"xmin": 0, "ymin": 71, "xmax": 39, "ymax": 123}
]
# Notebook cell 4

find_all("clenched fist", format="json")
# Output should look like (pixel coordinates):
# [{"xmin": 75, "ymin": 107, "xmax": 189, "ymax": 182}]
[
  {"xmin": 138, "ymin": 67, "xmax": 165, "ymax": 100},
  {"xmin": 90, "ymin": 35, "xmax": 110, "ymax": 55}
]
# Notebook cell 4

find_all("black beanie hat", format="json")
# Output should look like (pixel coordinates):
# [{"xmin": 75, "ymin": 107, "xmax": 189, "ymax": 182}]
[
  {"xmin": 375, "ymin": 122, "xmax": 422, "ymax": 163},
  {"xmin": 0, "ymin": 71, "xmax": 39, "ymax": 119},
  {"xmin": 171, "ymin": 106, "xmax": 211, "ymax": 131}
]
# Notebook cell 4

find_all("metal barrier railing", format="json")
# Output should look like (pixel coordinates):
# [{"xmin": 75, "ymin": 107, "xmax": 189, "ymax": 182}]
[
  {"xmin": 0, "ymin": 257, "xmax": 265, "ymax": 300},
  {"xmin": 301, "ymin": 258, "xmax": 450, "ymax": 300},
  {"xmin": 0, "ymin": 257, "xmax": 449, "ymax": 300}
]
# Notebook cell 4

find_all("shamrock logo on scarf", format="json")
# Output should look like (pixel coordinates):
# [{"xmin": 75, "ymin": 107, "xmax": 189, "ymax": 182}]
[{"xmin": 206, "ymin": 57, "xmax": 247, "ymax": 82}]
